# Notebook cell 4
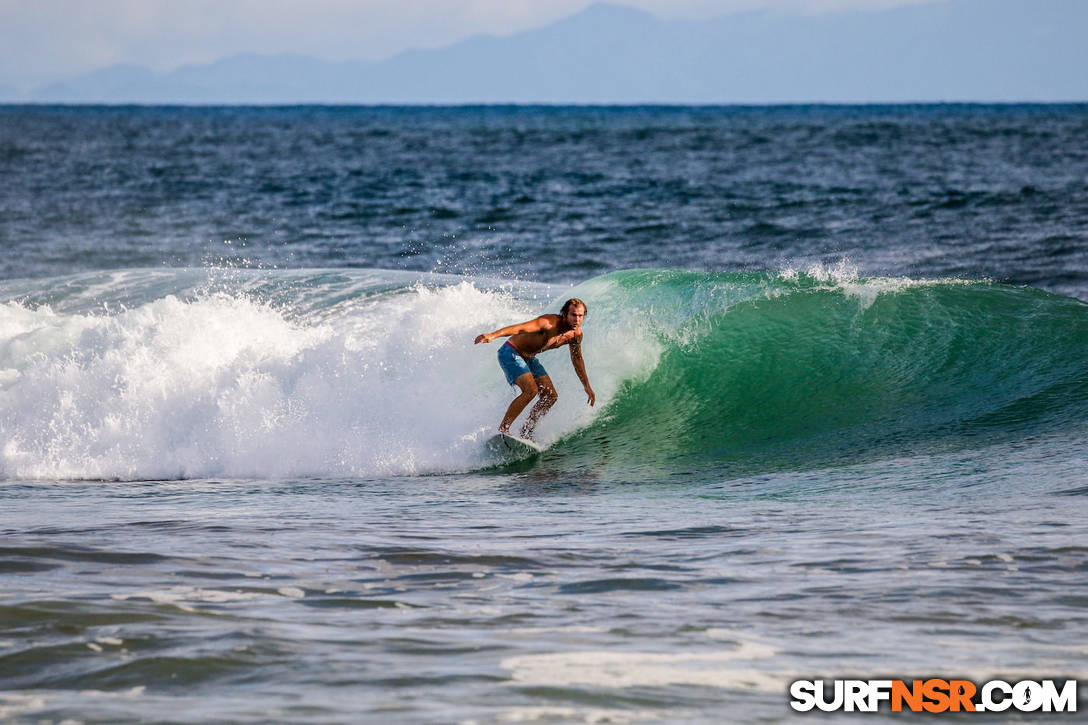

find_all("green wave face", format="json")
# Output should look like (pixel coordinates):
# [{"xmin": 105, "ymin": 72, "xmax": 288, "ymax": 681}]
[{"xmin": 565, "ymin": 269, "xmax": 1088, "ymax": 476}]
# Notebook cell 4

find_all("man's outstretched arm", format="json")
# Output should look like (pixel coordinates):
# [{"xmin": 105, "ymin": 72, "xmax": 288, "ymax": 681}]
[
  {"xmin": 569, "ymin": 339, "xmax": 595, "ymax": 406},
  {"xmin": 474, "ymin": 316, "xmax": 548, "ymax": 344}
]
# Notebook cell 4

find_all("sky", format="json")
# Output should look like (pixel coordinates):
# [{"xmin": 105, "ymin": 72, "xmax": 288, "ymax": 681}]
[{"xmin": 0, "ymin": 0, "xmax": 942, "ymax": 92}]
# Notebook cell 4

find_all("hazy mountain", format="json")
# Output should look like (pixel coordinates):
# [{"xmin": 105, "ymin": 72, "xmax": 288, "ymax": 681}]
[{"xmin": 26, "ymin": 0, "xmax": 1088, "ymax": 104}]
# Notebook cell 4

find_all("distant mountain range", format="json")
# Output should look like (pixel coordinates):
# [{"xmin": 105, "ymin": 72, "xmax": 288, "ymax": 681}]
[{"xmin": 12, "ymin": 0, "xmax": 1088, "ymax": 104}]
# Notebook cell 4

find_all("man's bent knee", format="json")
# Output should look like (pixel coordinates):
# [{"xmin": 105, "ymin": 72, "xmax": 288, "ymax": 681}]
[{"xmin": 515, "ymin": 376, "xmax": 538, "ymax": 399}]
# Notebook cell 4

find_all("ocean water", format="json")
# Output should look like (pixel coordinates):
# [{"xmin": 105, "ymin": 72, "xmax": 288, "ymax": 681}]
[{"xmin": 1, "ymin": 105, "xmax": 1087, "ymax": 723}]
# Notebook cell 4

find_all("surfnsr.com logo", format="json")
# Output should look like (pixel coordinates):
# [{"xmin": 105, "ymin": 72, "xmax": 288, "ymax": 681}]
[{"xmin": 789, "ymin": 679, "xmax": 1078, "ymax": 713}]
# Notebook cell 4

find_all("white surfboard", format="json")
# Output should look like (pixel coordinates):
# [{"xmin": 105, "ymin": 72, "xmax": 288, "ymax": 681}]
[{"xmin": 486, "ymin": 433, "xmax": 543, "ymax": 461}]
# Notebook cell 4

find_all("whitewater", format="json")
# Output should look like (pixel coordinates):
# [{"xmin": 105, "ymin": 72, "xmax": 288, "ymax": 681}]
[{"xmin": 0, "ymin": 268, "xmax": 635, "ymax": 479}]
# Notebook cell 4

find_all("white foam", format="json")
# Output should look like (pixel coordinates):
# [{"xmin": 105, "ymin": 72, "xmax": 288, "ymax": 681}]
[
  {"xmin": 111, "ymin": 586, "xmax": 261, "ymax": 610},
  {"xmin": 78, "ymin": 686, "xmax": 146, "ymax": 698},
  {"xmin": 776, "ymin": 261, "xmax": 976, "ymax": 309},
  {"xmin": 501, "ymin": 641, "xmax": 781, "ymax": 691},
  {"xmin": 0, "ymin": 693, "xmax": 47, "ymax": 719},
  {"xmin": 497, "ymin": 572, "xmax": 534, "ymax": 583},
  {"xmin": 0, "ymin": 279, "xmax": 659, "ymax": 480},
  {"xmin": 277, "ymin": 587, "xmax": 305, "ymax": 599}
]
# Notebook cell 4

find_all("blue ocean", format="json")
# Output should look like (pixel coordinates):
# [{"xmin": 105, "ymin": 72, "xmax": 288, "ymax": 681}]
[{"xmin": 1, "ymin": 105, "xmax": 1086, "ymax": 722}]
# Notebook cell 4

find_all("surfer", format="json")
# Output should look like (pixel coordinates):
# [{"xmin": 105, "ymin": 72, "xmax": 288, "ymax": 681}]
[{"xmin": 474, "ymin": 298, "xmax": 595, "ymax": 440}]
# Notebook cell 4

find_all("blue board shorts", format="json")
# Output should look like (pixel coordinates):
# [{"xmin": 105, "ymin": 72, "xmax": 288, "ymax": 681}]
[{"xmin": 498, "ymin": 342, "xmax": 547, "ymax": 385}]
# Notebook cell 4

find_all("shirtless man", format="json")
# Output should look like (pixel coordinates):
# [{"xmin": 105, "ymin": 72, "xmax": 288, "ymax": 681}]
[{"xmin": 474, "ymin": 298, "xmax": 595, "ymax": 439}]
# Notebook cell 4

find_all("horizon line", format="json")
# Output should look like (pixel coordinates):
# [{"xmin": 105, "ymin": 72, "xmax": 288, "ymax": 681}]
[{"xmin": 4, "ymin": 100, "xmax": 1088, "ymax": 109}]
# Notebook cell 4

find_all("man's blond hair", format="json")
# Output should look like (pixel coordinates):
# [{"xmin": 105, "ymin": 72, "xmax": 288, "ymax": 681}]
[{"xmin": 560, "ymin": 298, "xmax": 587, "ymax": 316}]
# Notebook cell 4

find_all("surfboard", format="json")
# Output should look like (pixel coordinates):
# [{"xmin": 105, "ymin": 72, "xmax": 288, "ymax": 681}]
[{"xmin": 486, "ymin": 433, "xmax": 543, "ymax": 461}]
